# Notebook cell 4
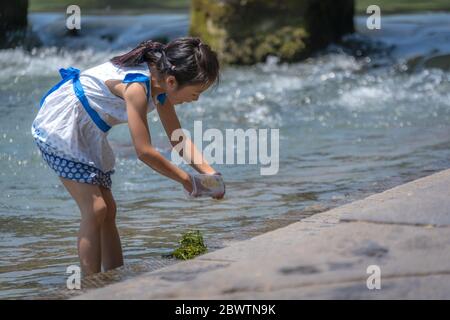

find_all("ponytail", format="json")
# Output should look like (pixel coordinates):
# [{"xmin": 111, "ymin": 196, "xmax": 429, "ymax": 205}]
[{"xmin": 110, "ymin": 40, "xmax": 165, "ymax": 67}]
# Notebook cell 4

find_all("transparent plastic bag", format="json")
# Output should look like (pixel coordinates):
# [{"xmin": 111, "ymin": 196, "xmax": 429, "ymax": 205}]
[{"xmin": 184, "ymin": 173, "xmax": 225, "ymax": 198}]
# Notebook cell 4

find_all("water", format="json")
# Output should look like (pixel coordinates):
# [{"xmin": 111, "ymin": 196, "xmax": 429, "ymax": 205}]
[{"xmin": 1, "ymin": 12, "xmax": 450, "ymax": 299}]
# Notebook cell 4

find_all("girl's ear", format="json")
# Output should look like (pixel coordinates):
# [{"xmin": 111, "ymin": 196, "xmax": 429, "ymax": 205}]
[{"xmin": 166, "ymin": 75, "xmax": 178, "ymax": 90}]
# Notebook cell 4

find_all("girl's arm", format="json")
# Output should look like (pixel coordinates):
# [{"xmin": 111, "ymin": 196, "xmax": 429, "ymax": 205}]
[
  {"xmin": 156, "ymin": 99, "xmax": 217, "ymax": 175},
  {"xmin": 124, "ymin": 82, "xmax": 193, "ymax": 193}
]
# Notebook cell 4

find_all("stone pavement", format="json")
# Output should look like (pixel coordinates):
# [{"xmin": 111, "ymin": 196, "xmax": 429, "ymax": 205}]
[{"xmin": 75, "ymin": 169, "xmax": 450, "ymax": 299}]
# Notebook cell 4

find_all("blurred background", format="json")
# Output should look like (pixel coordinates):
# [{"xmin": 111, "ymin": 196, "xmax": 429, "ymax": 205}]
[{"xmin": 1, "ymin": 0, "xmax": 449, "ymax": 299}]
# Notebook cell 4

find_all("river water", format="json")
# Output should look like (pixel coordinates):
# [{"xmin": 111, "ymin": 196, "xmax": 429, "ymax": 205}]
[{"xmin": 1, "ymin": 12, "xmax": 449, "ymax": 299}]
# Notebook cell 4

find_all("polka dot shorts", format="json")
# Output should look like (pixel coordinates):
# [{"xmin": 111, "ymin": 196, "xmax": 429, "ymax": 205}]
[{"xmin": 34, "ymin": 138, "xmax": 114, "ymax": 189}]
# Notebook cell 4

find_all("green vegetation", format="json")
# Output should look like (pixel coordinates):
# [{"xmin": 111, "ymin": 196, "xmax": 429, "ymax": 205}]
[
  {"xmin": 171, "ymin": 230, "xmax": 208, "ymax": 260},
  {"xmin": 29, "ymin": 0, "xmax": 190, "ymax": 12},
  {"xmin": 356, "ymin": 0, "xmax": 450, "ymax": 14}
]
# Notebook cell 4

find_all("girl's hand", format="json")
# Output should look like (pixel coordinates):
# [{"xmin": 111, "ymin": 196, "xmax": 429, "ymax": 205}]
[
  {"xmin": 183, "ymin": 172, "xmax": 225, "ymax": 199},
  {"xmin": 182, "ymin": 174, "xmax": 197, "ymax": 197}
]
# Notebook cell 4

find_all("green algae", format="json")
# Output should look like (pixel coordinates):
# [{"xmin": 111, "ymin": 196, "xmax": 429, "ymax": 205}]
[{"xmin": 171, "ymin": 230, "xmax": 208, "ymax": 260}]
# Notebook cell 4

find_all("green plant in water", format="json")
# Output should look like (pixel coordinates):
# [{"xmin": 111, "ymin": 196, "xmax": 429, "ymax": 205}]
[{"xmin": 171, "ymin": 230, "xmax": 208, "ymax": 260}]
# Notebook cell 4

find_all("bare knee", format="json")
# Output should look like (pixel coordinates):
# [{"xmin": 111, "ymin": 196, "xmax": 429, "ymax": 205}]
[{"xmin": 81, "ymin": 197, "xmax": 108, "ymax": 226}]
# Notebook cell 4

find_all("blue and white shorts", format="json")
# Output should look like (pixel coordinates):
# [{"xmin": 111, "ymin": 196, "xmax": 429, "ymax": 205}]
[{"xmin": 34, "ymin": 138, "xmax": 114, "ymax": 189}]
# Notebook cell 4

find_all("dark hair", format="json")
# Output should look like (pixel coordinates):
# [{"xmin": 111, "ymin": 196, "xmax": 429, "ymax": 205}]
[{"xmin": 110, "ymin": 37, "xmax": 220, "ymax": 90}]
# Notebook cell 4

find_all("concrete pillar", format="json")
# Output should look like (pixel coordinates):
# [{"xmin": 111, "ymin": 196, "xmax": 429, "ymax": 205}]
[{"xmin": 189, "ymin": 0, "xmax": 354, "ymax": 65}]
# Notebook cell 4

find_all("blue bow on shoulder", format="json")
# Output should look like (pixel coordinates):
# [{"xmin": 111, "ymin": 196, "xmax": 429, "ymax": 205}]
[
  {"xmin": 39, "ymin": 66, "xmax": 112, "ymax": 133},
  {"xmin": 59, "ymin": 67, "xmax": 81, "ymax": 80},
  {"xmin": 40, "ymin": 67, "xmax": 81, "ymax": 107}
]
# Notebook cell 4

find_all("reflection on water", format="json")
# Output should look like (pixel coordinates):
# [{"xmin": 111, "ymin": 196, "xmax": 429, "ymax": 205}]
[{"xmin": 1, "ymin": 12, "xmax": 450, "ymax": 299}]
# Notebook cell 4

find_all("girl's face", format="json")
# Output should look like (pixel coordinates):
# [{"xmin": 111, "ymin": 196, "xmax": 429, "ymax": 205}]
[{"xmin": 164, "ymin": 76, "xmax": 211, "ymax": 105}]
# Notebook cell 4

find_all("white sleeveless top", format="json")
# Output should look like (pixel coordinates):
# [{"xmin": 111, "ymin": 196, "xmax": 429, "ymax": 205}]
[{"xmin": 31, "ymin": 61, "xmax": 157, "ymax": 174}]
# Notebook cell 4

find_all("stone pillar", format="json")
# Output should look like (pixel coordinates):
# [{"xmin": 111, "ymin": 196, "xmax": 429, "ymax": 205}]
[
  {"xmin": 0, "ymin": 0, "xmax": 29, "ymax": 48},
  {"xmin": 189, "ymin": 0, "xmax": 354, "ymax": 65}
]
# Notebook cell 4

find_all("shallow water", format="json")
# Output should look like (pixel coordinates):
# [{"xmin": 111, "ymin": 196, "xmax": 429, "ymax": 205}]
[{"xmin": 1, "ymin": 12, "xmax": 450, "ymax": 299}]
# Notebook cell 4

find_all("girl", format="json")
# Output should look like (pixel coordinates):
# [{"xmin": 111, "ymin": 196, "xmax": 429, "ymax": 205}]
[{"xmin": 31, "ymin": 36, "xmax": 225, "ymax": 276}]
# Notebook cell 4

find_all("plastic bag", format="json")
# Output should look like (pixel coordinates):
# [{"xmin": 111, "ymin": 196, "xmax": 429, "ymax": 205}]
[{"xmin": 184, "ymin": 173, "xmax": 225, "ymax": 198}]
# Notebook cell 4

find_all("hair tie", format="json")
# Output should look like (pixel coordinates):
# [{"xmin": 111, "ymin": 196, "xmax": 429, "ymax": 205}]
[{"xmin": 154, "ymin": 51, "xmax": 162, "ymax": 59}]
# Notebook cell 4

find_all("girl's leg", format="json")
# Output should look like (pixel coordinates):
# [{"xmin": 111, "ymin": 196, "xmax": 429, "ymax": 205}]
[
  {"xmin": 59, "ymin": 177, "xmax": 108, "ymax": 275},
  {"xmin": 99, "ymin": 185, "xmax": 124, "ymax": 271}
]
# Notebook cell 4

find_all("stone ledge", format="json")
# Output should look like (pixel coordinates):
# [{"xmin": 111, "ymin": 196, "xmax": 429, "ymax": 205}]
[{"xmin": 74, "ymin": 169, "xmax": 450, "ymax": 299}]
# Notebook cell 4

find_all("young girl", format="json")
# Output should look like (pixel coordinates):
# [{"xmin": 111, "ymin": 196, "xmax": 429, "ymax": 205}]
[{"xmin": 31, "ymin": 36, "xmax": 225, "ymax": 276}]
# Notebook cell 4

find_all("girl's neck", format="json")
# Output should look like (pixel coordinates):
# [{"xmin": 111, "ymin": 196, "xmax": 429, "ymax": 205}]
[{"xmin": 147, "ymin": 63, "xmax": 166, "ymax": 96}]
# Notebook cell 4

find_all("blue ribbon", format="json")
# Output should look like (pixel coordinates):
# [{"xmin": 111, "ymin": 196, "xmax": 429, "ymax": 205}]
[
  {"xmin": 157, "ymin": 93, "xmax": 167, "ymax": 105},
  {"xmin": 123, "ymin": 73, "xmax": 167, "ymax": 106},
  {"xmin": 123, "ymin": 73, "xmax": 150, "ymax": 101},
  {"xmin": 39, "ymin": 67, "xmax": 112, "ymax": 133}
]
